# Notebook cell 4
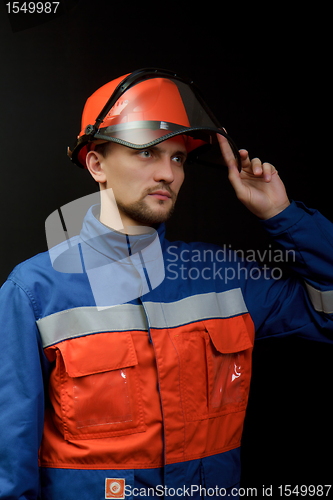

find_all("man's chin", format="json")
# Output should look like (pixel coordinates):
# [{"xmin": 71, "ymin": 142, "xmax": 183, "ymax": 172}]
[
  {"xmin": 136, "ymin": 207, "xmax": 175, "ymax": 225},
  {"xmin": 117, "ymin": 199, "xmax": 175, "ymax": 226}
]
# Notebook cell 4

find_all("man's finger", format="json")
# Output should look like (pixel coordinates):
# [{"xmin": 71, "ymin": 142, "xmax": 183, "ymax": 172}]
[
  {"xmin": 217, "ymin": 135, "xmax": 246, "ymax": 198},
  {"xmin": 262, "ymin": 162, "xmax": 277, "ymax": 182},
  {"xmin": 217, "ymin": 134, "xmax": 238, "ymax": 170},
  {"xmin": 250, "ymin": 158, "xmax": 263, "ymax": 176}
]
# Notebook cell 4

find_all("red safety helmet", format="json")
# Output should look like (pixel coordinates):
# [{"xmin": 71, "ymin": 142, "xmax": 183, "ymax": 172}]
[{"xmin": 68, "ymin": 68, "xmax": 241, "ymax": 170}]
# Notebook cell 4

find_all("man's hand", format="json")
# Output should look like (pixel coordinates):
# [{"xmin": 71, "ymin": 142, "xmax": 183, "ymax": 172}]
[{"xmin": 218, "ymin": 134, "xmax": 290, "ymax": 220}]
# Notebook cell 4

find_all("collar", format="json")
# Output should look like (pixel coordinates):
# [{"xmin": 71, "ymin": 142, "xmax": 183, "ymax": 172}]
[
  {"xmin": 78, "ymin": 205, "xmax": 166, "ymax": 307},
  {"xmin": 80, "ymin": 205, "xmax": 166, "ymax": 262},
  {"xmin": 49, "ymin": 204, "xmax": 166, "ymax": 306}
]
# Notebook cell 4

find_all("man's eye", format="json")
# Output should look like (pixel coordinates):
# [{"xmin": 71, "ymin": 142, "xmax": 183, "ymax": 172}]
[
  {"xmin": 139, "ymin": 150, "xmax": 152, "ymax": 158},
  {"xmin": 173, "ymin": 155, "xmax": 186, "ymax": 165}
]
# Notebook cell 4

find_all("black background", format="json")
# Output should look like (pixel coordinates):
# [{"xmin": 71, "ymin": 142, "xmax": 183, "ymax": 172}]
[{"xmin": 1, "ymin": 1, "xmax": 332, "ymax": 495}]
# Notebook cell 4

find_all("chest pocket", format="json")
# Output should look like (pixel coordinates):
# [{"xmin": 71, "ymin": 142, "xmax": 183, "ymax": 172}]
[
  {"xmin": 172, "ymin": 315, "xmax": 253, "ymax": 422},
  {"xmin": 46, "ymin": 332, "xmax": 146, "ymax": 440}
]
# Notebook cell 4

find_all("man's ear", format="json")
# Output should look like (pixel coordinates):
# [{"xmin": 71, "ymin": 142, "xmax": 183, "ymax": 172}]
[{"xmin": 86, "ymin": 151, "xmax": 107, "ymax": 184}]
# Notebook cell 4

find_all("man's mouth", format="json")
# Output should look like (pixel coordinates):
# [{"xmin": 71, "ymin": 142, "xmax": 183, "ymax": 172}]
[{"xmin": 148, "ymin": 190, "xmax": 172, "ymax": 201}]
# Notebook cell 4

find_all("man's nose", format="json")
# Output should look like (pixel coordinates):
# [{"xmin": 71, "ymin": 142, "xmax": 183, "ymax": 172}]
[{"xmin": 153, "ymin": 157, "xmax": 175, "ymax": 184}]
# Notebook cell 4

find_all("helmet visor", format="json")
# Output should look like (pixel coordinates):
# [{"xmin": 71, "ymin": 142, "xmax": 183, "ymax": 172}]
[
  {"xmin": 95, "ymin": 77, "xmax": 219, "ymax": 147},
  {"xmin": 70, "ymin": 70, "xmax": 240, "ymax": 169}
]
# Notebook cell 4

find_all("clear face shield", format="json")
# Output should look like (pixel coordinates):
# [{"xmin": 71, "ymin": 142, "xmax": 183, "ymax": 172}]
[{"xmin": 68, "ymin": 69, "xmax": 241, "ymax": 171}]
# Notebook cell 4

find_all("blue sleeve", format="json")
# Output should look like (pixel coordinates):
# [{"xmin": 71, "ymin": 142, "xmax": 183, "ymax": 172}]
[
  {"xmin": 243, "ymin": 201, "xmax": 333, "ymax": 342},
  {"xmin": 0, "ymin": 278, "xmax": 45, "ymax": 499}
]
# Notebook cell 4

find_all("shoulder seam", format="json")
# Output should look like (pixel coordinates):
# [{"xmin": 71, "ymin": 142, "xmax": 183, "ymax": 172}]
[{"xmin": 7, "ymin": 277, "xmax": 40, "ymax": 319}]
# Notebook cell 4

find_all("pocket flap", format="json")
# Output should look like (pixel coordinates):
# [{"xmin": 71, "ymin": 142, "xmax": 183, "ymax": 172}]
[
  {"xmin": 57, "ymin": 331, "xmax": 138, "ymax": 377},
  {"xmin": 205, "ymin": 316, "xmax": 253, "ymax": 353}
]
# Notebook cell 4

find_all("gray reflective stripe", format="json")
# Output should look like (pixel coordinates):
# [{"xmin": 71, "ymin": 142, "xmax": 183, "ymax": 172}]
[
  {"xmin": 37, "ymin": 288, "xmax": 248, "ymax": 348},
  {"xmin": 305, "ymin": 282, "xmax": 333, "ymax": 314},
  {"xmin": 37, "ymin": 304, "xmax": 148, "ymax": 348},
  {"xmin": 144, "ymin": 289, "xmax": 248, "ymax": 329}
]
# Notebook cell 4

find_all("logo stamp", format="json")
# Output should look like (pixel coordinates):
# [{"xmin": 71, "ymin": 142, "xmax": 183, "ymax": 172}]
[{"xmin": 105, "ymin": 478, "xmax": 125, "ymax": 499}]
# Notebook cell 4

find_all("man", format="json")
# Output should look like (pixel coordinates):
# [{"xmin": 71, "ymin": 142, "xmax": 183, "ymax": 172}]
[{"xmin": 0, "ymin": 68, "xmax": 332, "ymax": 500}]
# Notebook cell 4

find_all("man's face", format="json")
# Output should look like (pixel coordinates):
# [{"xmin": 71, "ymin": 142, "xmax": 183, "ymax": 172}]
[{"xmin": 89, "ymin": 136, "xmax": 187, "ymax": 228}]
